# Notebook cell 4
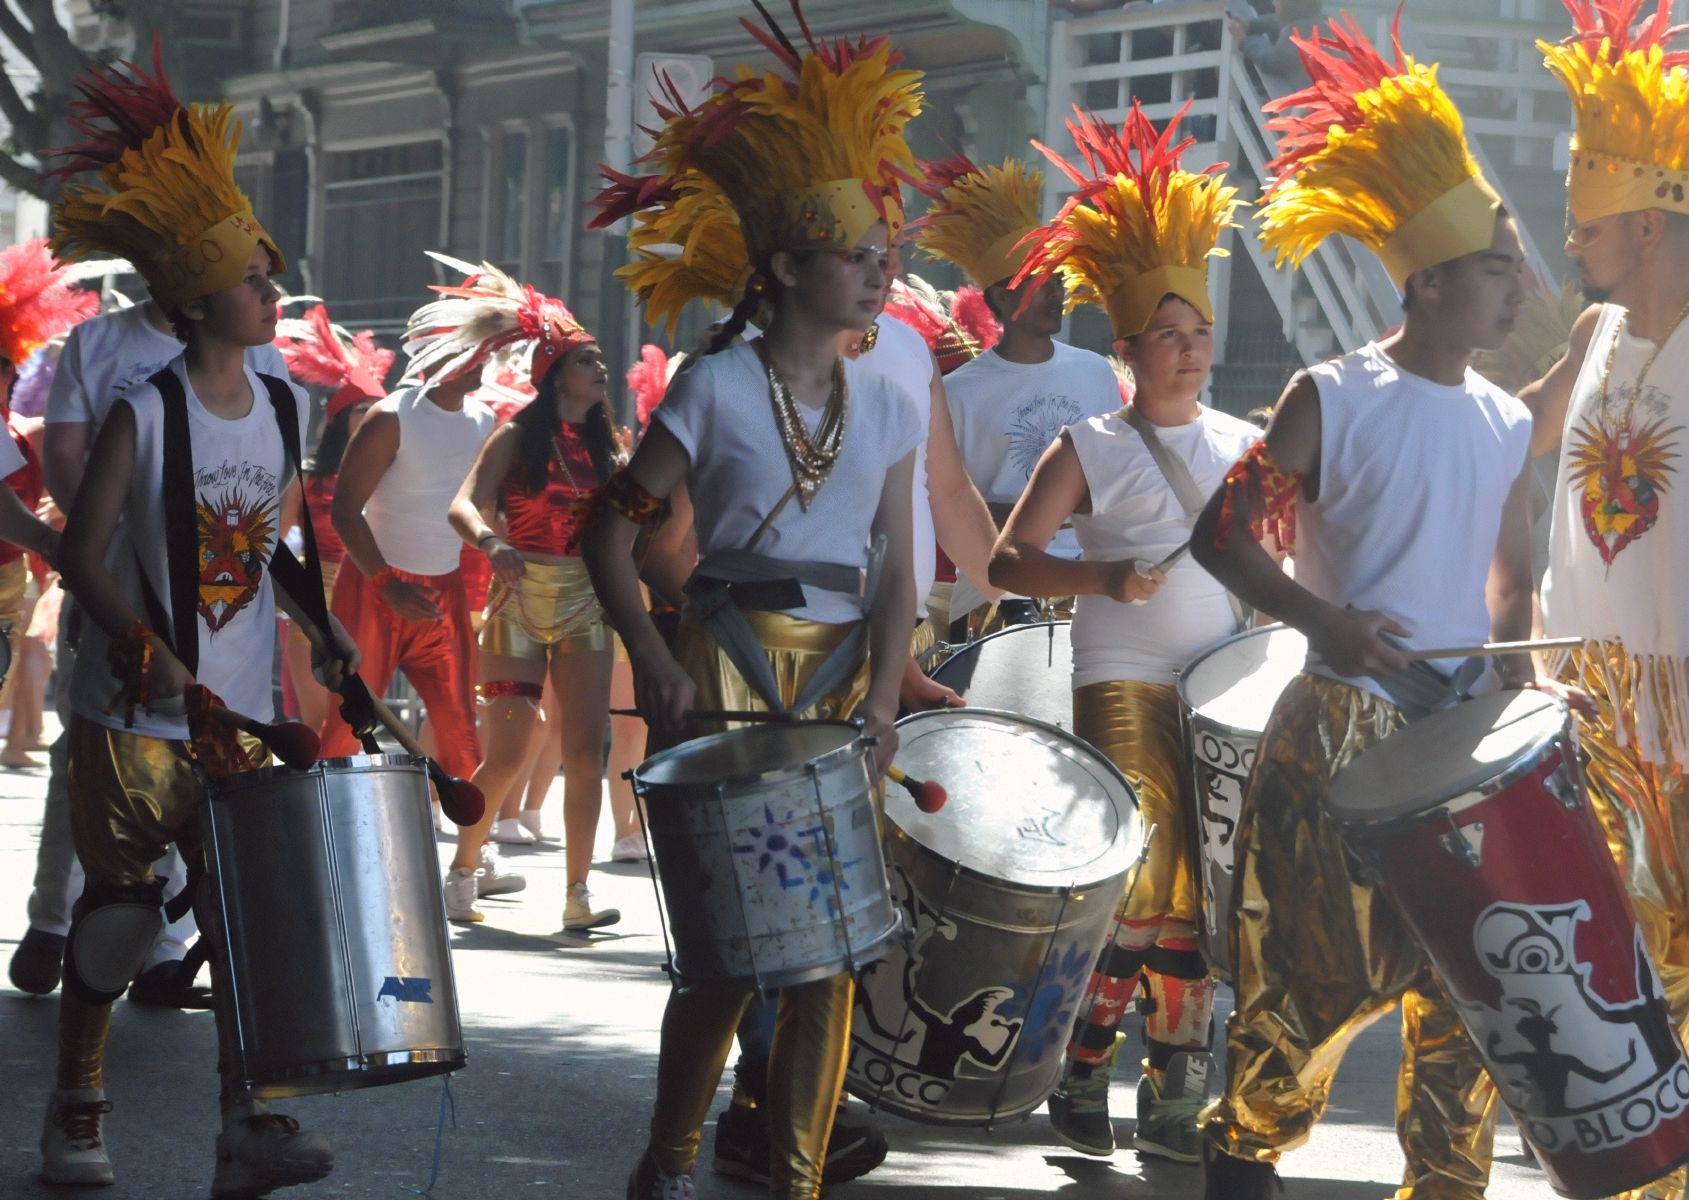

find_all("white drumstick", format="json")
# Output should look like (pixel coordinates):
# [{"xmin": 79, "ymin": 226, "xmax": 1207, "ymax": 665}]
[{"xmin": 1397, "ymin": 636, "xmax": 1585, "ymax": 662}]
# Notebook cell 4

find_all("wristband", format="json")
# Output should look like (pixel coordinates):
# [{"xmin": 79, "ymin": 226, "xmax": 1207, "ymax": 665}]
[
  {"xmin": 1215, "ymin": 440, "xmax": 1303, "ymax": 552},
  {"xmin": 104, "ymin": 620, "xmax": 157, "ymax": 729}
]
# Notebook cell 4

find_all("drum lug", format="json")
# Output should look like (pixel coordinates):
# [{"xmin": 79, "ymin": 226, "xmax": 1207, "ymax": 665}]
[
  {"xmin": 1544, "ymin": 762, "xmax": 1581, "ymax": 811},
  {"xmin": 1438, "ymin": 819, "xmax": 1484, "ymax": 870}
]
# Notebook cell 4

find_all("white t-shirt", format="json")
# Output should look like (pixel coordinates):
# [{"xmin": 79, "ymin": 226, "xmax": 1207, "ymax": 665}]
[
  {"xmin": 362, "ymin": 385, "xmax": 496, "ymax": 576},
  {"xmin": 1297, "ymin": 343, "xmax": 1533, "ymax": 700},
  {"xmin": 1068, "ymin": 407, "xmax": 1259, "ymax": 687},
  {"xmin": 655, "ymin": 341, "xmax": 926, "ymax": 624},
  {"xmin": 71, "ymin": 358, "xmax": 310, "ymax": 739},
  {"xmin": 946, "ymin": 341, "xmax": 1122, "ymax": 559},
  {"xmin": 852, "ymin": 314, "xmax": 938, "ymax": 615},
  {"xmin": 45, "ymin": 305, "xmax": 288, "ymax": 432}
]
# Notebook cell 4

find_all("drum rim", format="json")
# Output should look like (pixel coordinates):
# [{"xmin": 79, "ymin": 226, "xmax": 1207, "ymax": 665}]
[
  {"xmin": 1331, "ymin": 693, "xmax": 1569, "ymax": 830},
  {"xmin": 928, "ymin": 620, "xmax": 1069, "ymax": 682},
  {"xmin": 205, "ymin": 753, "xmax": 426, "ymax": 794},
  {"xmin": 1175, "ymin": 622, "xmax": 1307, "ymax": 737},
  {"xmin": 632, "ymin": 718, "xmax": 868, "ymax": 792},
  {"xmin": 890, "ymin": 705, "xmax": 1142, "ymax": 890}
]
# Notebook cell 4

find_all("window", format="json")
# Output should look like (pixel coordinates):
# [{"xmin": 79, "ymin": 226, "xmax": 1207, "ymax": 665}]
[
  {"xmin": 484, "ymin": 119, "xmax": 574, "ymax": 296},
  {"xmin": 321, "ymin": 140, "xmax": 444, "ymax": 326},
  {"xmin": 540, "ymin": 125, "xmax": 573, "ymax": 296},
  {"xmin": 498, "ymin": 129, "xmax": 528, "ymax": 267}
]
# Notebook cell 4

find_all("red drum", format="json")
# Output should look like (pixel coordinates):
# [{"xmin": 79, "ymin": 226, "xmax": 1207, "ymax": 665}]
[{"xmin": 1328, "ymin": 690, "xmax": 1689, "ymax": 1200}]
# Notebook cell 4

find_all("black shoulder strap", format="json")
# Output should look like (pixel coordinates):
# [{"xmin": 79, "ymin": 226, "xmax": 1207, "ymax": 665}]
[{"xmin": 145, "ymin": 369, "xmax": 202, "ymax": 677}]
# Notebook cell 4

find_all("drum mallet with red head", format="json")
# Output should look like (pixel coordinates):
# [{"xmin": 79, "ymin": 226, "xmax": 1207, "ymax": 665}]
[
  {"xmin": 199, "ymin": 702, "xmax": 321, "ymax": 770},
  {"xmin": 886, "ymin": 765, "xmax": 947, "ymax": 813}
]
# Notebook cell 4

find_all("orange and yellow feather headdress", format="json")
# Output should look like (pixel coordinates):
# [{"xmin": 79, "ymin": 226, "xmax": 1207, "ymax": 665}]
[
  {"xmin": 912, "ymin": 154, "xmax": 1045, "ymax": 289},
  {"xmin": 48, "ymin": 43, "xmax": 284, "ymax": 309},
  {"xmin": 1013, "ymin": 99, "xmax": 1240, "ymax": 338},
  {"xmin": 1257, "ymin": 14, "xmax": 1501, "ymax": 289},
  {"xmin": 591, "ymin": 1, "xmax": 922, "ymax": 328},
  {"xmin": 1541, "ymin": 0, "xmax": 1689, "ymax": 223}
]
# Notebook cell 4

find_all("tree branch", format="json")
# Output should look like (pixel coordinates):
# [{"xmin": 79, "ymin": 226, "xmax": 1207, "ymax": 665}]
[
  {"xmin": 0, "ymin": 146, "xmax": 47, "ymax": 198},
  {"xmin": 19, "ymin": 0, "xmax": 87, "ymax": 100},
  {"xmin": 0, "ymin": 61, "xmax": 43, "ymax": 150},
  {"xmin": 0, "ymin": 1, "xmax": 37, "ymax": 73}
]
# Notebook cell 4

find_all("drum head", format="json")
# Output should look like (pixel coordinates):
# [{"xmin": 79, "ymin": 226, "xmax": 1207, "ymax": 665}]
[
  {"xmin": 1178, "ymin": 624, "xmax": 1308, "ymax": 736},
  {"xmin": 930, "ymin": 622, "xmax": 1072, "ymax": 730},
  {"xmin": 1328, "ymin": 690, "xmax": 1565, "ymax": 825},
  {"xmin": 634, "ymin": 722, "xmax": 859, "ymax": 788},
  {"xmin": 890, "ymin": 708, "xmax": 1140, "ymax": 890}
]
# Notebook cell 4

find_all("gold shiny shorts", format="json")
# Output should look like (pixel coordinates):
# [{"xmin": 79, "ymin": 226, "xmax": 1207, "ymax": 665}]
[{"xmin": 479, "ymin": 557, "xmax": 612, "ymax": 659}]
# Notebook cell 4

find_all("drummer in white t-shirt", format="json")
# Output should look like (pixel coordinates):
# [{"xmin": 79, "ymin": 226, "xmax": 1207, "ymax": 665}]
[{"xmin": 991, "ymin": 236, "xmax": 1256, "ymax": 1164}]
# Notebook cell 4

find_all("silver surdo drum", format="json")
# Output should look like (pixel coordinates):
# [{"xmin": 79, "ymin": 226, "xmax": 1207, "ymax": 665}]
[
  {"xmin": 632, "ymin": 721, "xmax": 900, "ymax": 991},
  {"xmin": 201, "ymin": 755, "xmax": 465, "ymax": 1097},
  {"xmin": 929, "ymin": 622, "xmax": 1073, "ymax": 731},
  {"xmin": 847, "ymin": 709, "xmax": 1141, "ymax": 1125},
  {"xmin": 1177, "ymin": 624, "xmax": 1308, "ymax": 980}
]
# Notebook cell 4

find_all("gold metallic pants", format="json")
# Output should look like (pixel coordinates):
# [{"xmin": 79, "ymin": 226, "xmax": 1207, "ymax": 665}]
[
  {"xmin": 646, "ymin": 611, "xmax": 869, "ymax": 1199},
  {"xmin": 58, "ymin": 717, "xmax": 247, "ymax": 1095},
  {"xmin": 1559, "ymin": 643, "xmax": 1689, "ymax": 1200},
  {"xmin": 479, "ymin": 557, "xmax": 613, "ymax": 659},
  {"xmin": 1200, "ymin": 675, "xmax": 1498, "ymax": 1199}
]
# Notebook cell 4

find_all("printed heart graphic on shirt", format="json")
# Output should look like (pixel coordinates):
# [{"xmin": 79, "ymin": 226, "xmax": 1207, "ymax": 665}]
[
  {"xmin": 1568, "ymin": 415, "xmax": 1681, "ymax": 567},
  {"xmin": 197, "ymin": 488, "xmax": 277, "ymax": 632}
]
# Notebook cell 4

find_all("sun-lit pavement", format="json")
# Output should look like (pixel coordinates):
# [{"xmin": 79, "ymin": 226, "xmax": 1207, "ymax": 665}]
[{"xmin": 0, "ymin": 715, "xmax": 1556, "ymax": 1198}]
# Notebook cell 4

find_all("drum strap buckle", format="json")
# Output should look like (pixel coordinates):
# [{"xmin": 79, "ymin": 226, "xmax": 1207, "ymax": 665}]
[{"xmin": 1437, "ymin": 812, "xmax": 1484, "ymax": 870}]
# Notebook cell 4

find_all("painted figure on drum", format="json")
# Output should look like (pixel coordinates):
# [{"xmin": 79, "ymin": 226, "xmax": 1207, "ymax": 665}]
[{"xmin": 987, "ymin": 98, "xmax": 1252, "ymax": 1163}]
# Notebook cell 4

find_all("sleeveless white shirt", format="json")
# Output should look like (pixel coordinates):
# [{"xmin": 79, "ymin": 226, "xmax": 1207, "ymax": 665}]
[
  {"xmin": 1067, "ymin": 406, "xmax": 1259, "ymax": 687},
  {"xmin": 1541, "ymin": 304, "xmax": 1689, "ymax": 763},
  {"xmin": 853, "ymin": 314, "xmax": 938, "ymax": 615},
  {"xmin": 363, "ymin": 385, "xmax": 495, "ymax": 576},
  {"xmin": 1298, "ymin": 343, "xmax": 1532, "ymax": 699}
]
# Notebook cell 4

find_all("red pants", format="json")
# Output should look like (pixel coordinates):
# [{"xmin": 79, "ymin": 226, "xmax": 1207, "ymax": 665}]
[{"xmin": 318, "ymin": 561, "xmax": 482, "ymax": 780}]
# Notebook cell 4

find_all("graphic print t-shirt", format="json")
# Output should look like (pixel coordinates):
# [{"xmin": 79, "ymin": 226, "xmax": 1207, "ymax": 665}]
[
  {"xmin": 945, "ymin": 341, "xmax": 1122, "ymax": 559},
  {"xmin": 71, "ymin": 358, "xmax": 309, "ymax": 739}
]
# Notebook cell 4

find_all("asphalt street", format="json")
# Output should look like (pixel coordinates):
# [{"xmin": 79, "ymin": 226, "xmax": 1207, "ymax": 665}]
[{"xmin": 0, "ymin": 714, "xmax": 1557, "ymax": 1199}]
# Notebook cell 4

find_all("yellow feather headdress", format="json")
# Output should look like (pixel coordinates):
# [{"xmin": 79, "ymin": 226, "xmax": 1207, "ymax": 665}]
[
  {"xmin": 1014, "ymin": 100, "xmax": 1240, "ymax": 338},
  {"xmin": 1256, "ymin": 14, "xmax": 1501, "ymax": 289},
  {"xmin": 591, "ymin": 1, "xmax": 922, "ymax": 324},
  {"xmin": 912, "ymin": 155, "xmax": 1045, "ymax": 289},
  {"xmin": 1541, "ymin": 0, "xmax": 1689, "ymax": 223},
  {"xmin": 49, "ymin": 52, "xmax": 282, "ymax": 309}
]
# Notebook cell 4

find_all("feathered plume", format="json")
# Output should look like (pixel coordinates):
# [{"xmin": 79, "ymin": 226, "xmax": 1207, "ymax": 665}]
[
  {"xmin": 46, "ymin": 34, "xmax": 183, "ymax": 181},
  {"xmin": 275, "ymin": 304, "xmax": 394, "ymax": 417},
  {"xmin": 0, "ymin": 239, "xmax": 99, "ymax": 366},
  {"xmin": 1542, "ymin": 0, "xmax": 1689, "ymax": 222},
  {"xmin": 627, "ymin": 343, "xmax": 679, "ymax": 432},
  {"xmin": 951, "ymin": 285, "xmax": 1001, "ymax": 351},
  {"xmin": 1015, "ymin": 99, "xmax": 1239, "ymax": 337},
  {"xmin": 911, "ymin": 153, "xmax": 1045, "ymax": 288},
  {"xmin": 882, "ymin": 275, "xmax": 983, "ymax": 372},
  {"xmin": 1258, "ymin": 15, "xmax": 1499, "ymax": 286},
  {"xmin": 617, "ymin": 171, "xmax": 753, "ymax": 337},
  {"xmin": 404, "ymin": 261, "xmax": 592, "ymax": 387},
  {"xmin": 593, "ymin": 0, "xmax": 923, "ymax": 285}
]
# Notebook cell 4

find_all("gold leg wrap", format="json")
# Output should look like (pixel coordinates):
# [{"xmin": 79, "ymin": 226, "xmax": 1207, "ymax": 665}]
[
  {"xmin": 648, "ymin": 985, "xmax": 752, "ymax": 1179},
  {"xmin": 1072, "ymin": 681, "xmax": 1199, "ymax": 934},
  {"xmin": 766, "ymin": 974, "xmax": 854, "ymax": 1200},
  {"xmin": 56, "ymin": 991, "xmax": 112, "ymax": 1090},
  {"xmin": 1201, "ymin": 675, "xmax": 1496, "ymax": 1198},
  {"xmin": 1559, "ymin": 644, "xmax": 1689, "ymax": 1200}
]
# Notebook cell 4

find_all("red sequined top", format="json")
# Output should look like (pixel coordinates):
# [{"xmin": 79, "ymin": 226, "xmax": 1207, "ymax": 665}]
[
  {"xmin": 303, "ymin": 475, "xmax": 344, "ymax": 564},
  {"xmin": 501, "ymin": 422, "xmax": 597, "ymax": 558}
]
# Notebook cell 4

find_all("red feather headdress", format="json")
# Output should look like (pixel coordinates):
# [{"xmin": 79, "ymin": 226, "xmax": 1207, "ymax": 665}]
[
  {"xmin": 404, "ymin": 261, "xmax": 593, "ymax": 388},
  {"xmin": 0, "ymin": 239, "xmax": 99, "ymax": 366},
  {"xmin": 274, "ymin": 304, "xmax": 395, "ymax": 419}
]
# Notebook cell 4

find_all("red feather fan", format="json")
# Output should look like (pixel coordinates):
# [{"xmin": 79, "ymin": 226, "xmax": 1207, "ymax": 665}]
[
  {"xmin": 0, "ymin": 240, "xmax": 99, "ymax": 366},
  {"xmin": 626, "ymin": 343, "xmax": 672, "ymax": 432}
]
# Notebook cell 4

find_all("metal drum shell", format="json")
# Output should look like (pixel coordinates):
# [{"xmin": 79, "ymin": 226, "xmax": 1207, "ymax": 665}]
[
  {"xmin": 929, "ymin": 621, "xmax": 1074, "ymax": 732},
  {"xmin": 634, "ymin": 721, "xmax": 901, "ymax": 992},
  {"xmin": 1330, "ymin": 692, "xmax": 1689, "ymax": 1199},
  {"xmin": 846, "ymin": 709, "xmax": 1140, "ymax": 1126},
  {"xmin": 202, "ymin": 755, "xmax": 465, "ymax": 1098}
]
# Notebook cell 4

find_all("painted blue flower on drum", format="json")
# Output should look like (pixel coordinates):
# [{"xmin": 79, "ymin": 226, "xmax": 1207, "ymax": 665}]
[
  {"xmin": 1014, "ymin": 938, "xmax": 1093, "ymax": 1065},
  {"xmin": 732, "ymin": 805, "xmax": 862, "ymax": 912}
]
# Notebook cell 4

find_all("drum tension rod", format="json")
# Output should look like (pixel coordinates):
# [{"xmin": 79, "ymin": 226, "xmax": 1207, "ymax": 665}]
[{"xmin": 1437, "ymin": 813, "xmax": 1484, "ymax": 870}]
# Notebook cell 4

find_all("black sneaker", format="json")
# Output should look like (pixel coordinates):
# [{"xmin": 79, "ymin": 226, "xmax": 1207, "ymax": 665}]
[
  {"xmin": 1047, "ymin": 1033, "xmax": 1123, "ymax": 1156},
  {"xmin": 712, "ymin": 1102, "xmax": 769, "ymax": 1186},
  {"xmin": 1133, "ymin": 1050, "xmax": 1213, "ymax": 1163},
  {"xmin": 1202, "ymin": 1138, "xmax": 1281, "ymax": 1200},
  {"xmin": 9, "ymin": 927, "xmax": 65, "ymax": 995},
  {"xmin": 127, "ymin": 960, "xmax": 214, "ymax": 1009},
  {"xmin": 822, "ymin": 1105, "xmax": 888, "ymax": 1185}
]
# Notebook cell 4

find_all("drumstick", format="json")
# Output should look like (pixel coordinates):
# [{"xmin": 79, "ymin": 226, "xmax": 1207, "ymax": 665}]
[
  {"xmin": 200, "ymin": 703, "xmax": 320, "ymax": 770},
  {"xmin": 886, "ymin": 764, "xmax": 947, "ymax": 813},
  {"xmin": 289, "ymin": 608, "xmax": 486, "ymax": 825},
  {"xmin": 1397, "ymin": 636, "xmax": 1585, "ymax": 661}
]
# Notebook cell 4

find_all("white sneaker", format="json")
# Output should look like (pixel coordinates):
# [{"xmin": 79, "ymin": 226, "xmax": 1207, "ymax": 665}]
[
  {"xmin": 443, "ymin": 867, "xmax": 482, "ymax": 923},
  {"xmin": 564, "ymin": 882, "xmax": 621, "ymax": 930},
  {"xmin": 41, "ymin": 1087, "xmax": 115, "ymax": 1186},
  {"xmin": 612, "ymin": 834, "xmax": 649, "ymax": 863},
  {"xmin": 518, "ymin": 810, "xmax": 553, "ymax": 840},
  {"xmin": 627, "ymin": 1154, "xmax": 698, "ymax": 1199},
  {"xmin": 212, "ymin": 1101, "xmax": 334, "ymax": 1197},
  {"xmin": 489, "ymin": 818, "xmax": 537, "ymax": 844},
  {"xmin": 476, "ymin": 844, "xmax": 528, "ymax": 898},
  {"xmin": 432, "ymin": 800, "xmax": 444, "ymax": 833}
]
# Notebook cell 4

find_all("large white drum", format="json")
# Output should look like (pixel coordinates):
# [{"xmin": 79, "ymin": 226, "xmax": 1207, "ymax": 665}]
[{"xmin": 1176, "ymin": 625, "xmax": 1308, "ymax": 979}]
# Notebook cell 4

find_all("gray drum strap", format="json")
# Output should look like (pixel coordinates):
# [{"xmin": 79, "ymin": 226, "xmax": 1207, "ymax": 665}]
[{"xmin": 1122, "ymin": 405, "xmax": 1250, "ymax": 631}]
